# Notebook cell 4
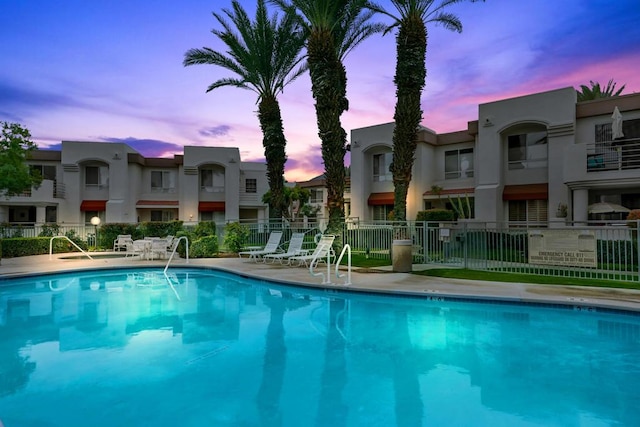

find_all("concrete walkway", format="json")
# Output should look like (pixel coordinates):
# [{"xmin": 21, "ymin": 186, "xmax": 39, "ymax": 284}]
[{"xmin": 2, "ymin": 252, "xmax": 640, "ymax": 312}]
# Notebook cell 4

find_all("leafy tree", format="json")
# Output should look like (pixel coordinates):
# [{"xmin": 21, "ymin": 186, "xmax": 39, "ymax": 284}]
[
  {"xmin": 184, "ymin": 0, "xmax": 306, "ymax": 220},
  {"xmin": 368, "ymin": 0, "xmax": 482, "ymax": 223},
  {"xmin": 262, "ymin": 185, "xmax": 313, "ymax": 220},
  {"xmin": 577, "ymin": 79, "xmax": 626, "ymax": 102},
  {"xmin": 0, "ymin": 122, "xmax": 42, "ymax": 197},
  {"xmin": 271, "ymin": 0, "xmax": 383, "ymax": 238}
]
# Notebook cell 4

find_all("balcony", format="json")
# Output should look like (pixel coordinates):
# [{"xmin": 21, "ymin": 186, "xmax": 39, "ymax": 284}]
[{"xmin": 587, "ymin": 137, "xmax": 640, "ymax": 172}]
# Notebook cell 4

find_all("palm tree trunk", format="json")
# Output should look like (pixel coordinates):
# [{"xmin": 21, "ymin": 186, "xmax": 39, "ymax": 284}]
[
  {"xmin": 258, "ymin": 94, "xmax": 287, "ymax": 220},
  {"xmin": 391, "ymin": 15, "xmax": 426, "ymax": 223},
  {"xmin": 307, "ymin": 28, "xmax": 348, "ymax": 236}
]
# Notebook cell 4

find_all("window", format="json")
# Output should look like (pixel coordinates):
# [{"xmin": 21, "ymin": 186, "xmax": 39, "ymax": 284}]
[
  {"xmin": 200, "ymin": 211, "xmax": 225, "ymax": 223},
  {"xmin": 445, "ymin": 148, "xmax": 474, "ymax": 179},
  {"xmin": 373, "ymin": 152, "xmax": 393, "ymax": 182},
  {"xmin": 150, "ymin": 210, "xmax": 174, "ymax": 222},
  {"xmin": 508, "ymin": 200, "xmax": 547, "ymax": 222},
  {"xmin": 30, "ymin": 164, "xmax": 56, "ymax": 180},
  {"xmin": 200, "ymin": 167, "xmax": 225, "ymax": 192},
  {"xmin": 310, "ymin": 189, "xmax": 323, "ymax": 203},
  {"xmin": 372, "ymin": 204, "xmax": 393, "ymax": 221},
  {"xmin": 85, "ymin": 165, "xmax": 108, "ymax": 188},
  {"xmin": 245, "ymin": 178, "xmax": 257, "ymax": 193},
  {"xmin": 151, "ymin": 171, "xmax": 175, "ymax": 193},
  {"xmin": 45, "ymin": 206, "xmax": 57, "ymax": 223},
  {"xmin": 508, "ymin": 131, "xmax": 548, "ymax": 169}
]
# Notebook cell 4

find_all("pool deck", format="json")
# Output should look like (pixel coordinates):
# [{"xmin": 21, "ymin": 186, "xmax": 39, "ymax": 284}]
[{"xmin": 2, "ymin": 253, "xmax": 640, "ymax": 312}]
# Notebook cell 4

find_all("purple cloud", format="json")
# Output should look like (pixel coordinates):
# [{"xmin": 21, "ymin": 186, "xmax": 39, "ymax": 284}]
[{"xmin": 199, "ymin": 125, "xmax": 232, "ymax": 138}]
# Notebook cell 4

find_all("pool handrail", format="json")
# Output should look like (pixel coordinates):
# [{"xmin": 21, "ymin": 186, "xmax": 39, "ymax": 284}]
[
  {"xmin": 49, "ymin": 236, "xmax": 94, "ymax": 260},
  {"xmin": 335, "ymin": 244, "xmax": 352, "ymax": 286},
  {"xmin": 163, "ymin": 235, "xmax": 189, "ymax": 275},
  {"xmin": 309, "ymin": 242, "xmax": 333, "ymax": 285}
]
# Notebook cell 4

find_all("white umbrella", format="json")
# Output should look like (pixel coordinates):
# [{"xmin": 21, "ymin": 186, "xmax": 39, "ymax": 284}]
[
  {"xmin": 612, "ymin": 106, "xmax": 624, "ymax": 140},
  {"xmin": 588, "ymin": 202, "xmax": 630, "ymax": 215}
]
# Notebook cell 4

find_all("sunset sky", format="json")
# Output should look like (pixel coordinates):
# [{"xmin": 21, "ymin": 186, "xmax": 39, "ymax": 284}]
[{"xmin": 2, "ymin": 0, "xmax": 639, "ymax": 181}]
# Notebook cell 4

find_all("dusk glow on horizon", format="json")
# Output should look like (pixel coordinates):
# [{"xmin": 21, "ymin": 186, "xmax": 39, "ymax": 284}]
[{"xmin": 2, "ymin": 0, "xmax": 639, "ymax": 181}]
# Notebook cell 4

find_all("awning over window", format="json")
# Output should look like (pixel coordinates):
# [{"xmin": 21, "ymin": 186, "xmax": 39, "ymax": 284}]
[
  {"xmin": 367, "ymin": 192, "xmax": 394, "ymax": 206},
  {"xmin": 198, "ymin": 201, "xmax": 225, "ymax": 212},
  {"xmin": 80, "ymin": 200, "xmax": 107, "ymax": 211},
  {"xmin": 502, "ymin": 183, "xmax": 548, "ymax": 201},
  {"xmin": 136, "ymin": 200, "xmax": 179, "ymax": 208}
]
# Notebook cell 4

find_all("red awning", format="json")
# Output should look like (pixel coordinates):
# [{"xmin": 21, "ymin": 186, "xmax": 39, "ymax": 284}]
[
  {"xmin": 136, "ymin": 200, "xmax": 179, "ymax": 208},
  {"xmin": 367, "ymin": 192, "xmax": 394, "ymax": 206},
  {"xmin": 198, "ymin": 201, "xmax": 225, "ymax": 212},
  {"xmin": 80, "ymin": 200, "xmax": 107, "ymax": 211},
  {"xmin": 502, "ymin": 183, "xmax": 548, "ymax": 201}
]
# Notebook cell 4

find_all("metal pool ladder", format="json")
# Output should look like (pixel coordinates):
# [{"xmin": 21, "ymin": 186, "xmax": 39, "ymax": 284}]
[{"xmin": 335, "ymin": 244, "xmax": 352, "ymax": 286}]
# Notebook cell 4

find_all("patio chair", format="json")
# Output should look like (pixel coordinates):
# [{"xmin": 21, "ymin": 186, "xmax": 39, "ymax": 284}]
[
  {"xmin": 262, "ymin": 233, "xmax": 307, "ymax": 264},
  {"xmin": 238, "ymin": 231, "xmax": 283, "ymax": 261},
  {"xmin": 125, "ymin": 240, "xmax": 150, "ymax": 259},
  {"xmin": 113, "ymin": 234, "xmax": 132, "ymax": 251},
  {"xmin": 288, "ymin": 235, "xmax": 335, "ymax": 267}
]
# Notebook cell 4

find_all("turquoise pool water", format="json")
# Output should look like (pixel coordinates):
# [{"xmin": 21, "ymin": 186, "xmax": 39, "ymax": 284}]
[{"xmin": 0, "ymin": 268, "xmax": 638, "ymax": 426}]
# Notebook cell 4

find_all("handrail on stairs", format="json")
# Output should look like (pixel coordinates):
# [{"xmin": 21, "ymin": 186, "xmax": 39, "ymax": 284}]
[
  {"xmin": 163, "ymin": 236, "xmax": 189, "ymax": 275},
  {"xmin": 49, "ymin": 236, "xmax": 94, "ymax": 260}
]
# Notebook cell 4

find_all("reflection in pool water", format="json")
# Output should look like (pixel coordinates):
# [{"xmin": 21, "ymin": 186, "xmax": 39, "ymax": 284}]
[{"xmin": 0, "ymin": 268, "xmax": 639, "ymax": 426}]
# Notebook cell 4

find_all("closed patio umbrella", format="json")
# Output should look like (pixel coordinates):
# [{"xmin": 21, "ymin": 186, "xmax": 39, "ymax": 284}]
[
  {"xmin": 588, "ymin": 202, "xmax": 630, "ymax": 214},
  {"xmin": 612, "ymin": 106, "xmax": 624, "ymax": 140}
]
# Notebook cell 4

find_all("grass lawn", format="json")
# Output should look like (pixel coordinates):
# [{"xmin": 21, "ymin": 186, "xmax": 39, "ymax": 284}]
[{"xmin": 342, "ymin": 254, "xmax": 640, "ymax": 291}]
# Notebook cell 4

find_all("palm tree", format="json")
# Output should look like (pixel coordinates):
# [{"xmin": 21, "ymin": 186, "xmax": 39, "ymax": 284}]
[
  {"xmin": 369, "ymin": 0, "xmax": 482, "ymax": 223},
  {"xmin": 271, "ymin": 0, "xmax": 383, "ymax": 236},
  {"xmin": 577, "ymin": 79, "xmax": 626, "ymax": 102},
  {"xmin": 183, "ymin": 0, "xmax": 306, "ymax": 220}
]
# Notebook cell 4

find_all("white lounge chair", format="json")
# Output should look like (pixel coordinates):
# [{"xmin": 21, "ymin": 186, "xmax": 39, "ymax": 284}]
[
  {"xmin": 238, "ymin": 231, "xmax": 283, "ymax": 261},
  {"xmin": 262, "ymin": 233, "xmax": 307, "ymax": 264},
  {"xmin": 113, "ymin": 234, "xmax": 132, "ymax": 251},
  {"xmin": 288, "ymin": 235, "xmax": 335, "ymax": 267}
]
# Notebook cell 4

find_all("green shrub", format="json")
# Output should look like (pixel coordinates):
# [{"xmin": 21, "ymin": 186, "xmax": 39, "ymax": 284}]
[
  {"xmin": 99, "ymin": 223, "xmax": 142, "ymax": 248},
  {"xmin": 194, "ymin": 221, "xmax": 217, "ymax": 239},
  {"xmin": 190, "ymin": 235, "xmax": 219, "ymax": 258},
  {"xmin": 223, "ymin": 222, "xmax": 249, "ymax": 253},
  {"xmin": 1, "ymin": 237, "xmax": 87, "ymax": 257},
  {"xmin": 39, "ymin": 223, "xmax": 60, "ymax": 237},
  {"xmin": 416, "ymin": 209, "xmax": 455, "ymax": 222},
  {"xmin": 139, "ymin": 220, "xmax": 184, "ymax": 238}
]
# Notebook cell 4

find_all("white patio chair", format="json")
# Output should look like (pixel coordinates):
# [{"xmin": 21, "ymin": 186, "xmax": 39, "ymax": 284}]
[
  {"xmin": 238, "ymin": 231, "xmax": 283, "ymax": 261},
  {"xmin": 287, "ymin": 235, "xmax": 335, "ymax": 267},
  {"xmin": 113, "ymin": 234, "xmax": 132, "ymax": 251},
  {"xmin": 262, "ymin": 233, "xmax": 307, "ymax": 264}
]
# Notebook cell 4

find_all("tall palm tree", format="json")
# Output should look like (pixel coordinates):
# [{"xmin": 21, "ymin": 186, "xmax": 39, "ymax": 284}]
[
  {"xmin": 369, "ymin": 0, "xmax": 481, "ymax": 223},
  {"xmin": 577, "ymin": 79, "xmax": 626, "ymax": 102},
  {"xmin": 183, "ymin": 0, "xmax": 306, "ymax": 220},
  {"xmin": 271, "ymin": 0, "xmax": 383, "ymax": 236}
]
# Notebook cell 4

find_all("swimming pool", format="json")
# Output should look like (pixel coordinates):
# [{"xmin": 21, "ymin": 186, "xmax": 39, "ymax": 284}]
[{"xmin": 0, "ymin": 267, "xmax": 638, "ymax": 426}]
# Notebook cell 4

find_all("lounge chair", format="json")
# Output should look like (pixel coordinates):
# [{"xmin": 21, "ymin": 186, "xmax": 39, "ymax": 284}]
[
  {"xmin": 287, "ymin": 235, "xmax": 335, "ymax": 267},
  {"xmin": 262, "ymin": 233, "xmax": 307, "ymax": 264},
  {"xmin": 238, "ymin": 231, "xmax": 283, "ymax": 261}
]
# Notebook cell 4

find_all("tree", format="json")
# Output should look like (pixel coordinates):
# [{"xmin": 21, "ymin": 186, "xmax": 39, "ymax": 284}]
[
  {"xmin": 262, "ymin": 185, "xmax": 314, "ymax": 221},
  {"xmin": 369, "ymin": 0, "xmax": 482, "ymax": 223},
  {"xmin": 0, "ymin": 122, "xmax": 42, "ymax": 197},
  {"xmin": 271, "ymin": 0, "xmax": 383, "ymax": 237},
  {"xmin": 184, "ymin": 0, "xmax": 306, "ymax": 220},
  {"xmin": 577, "ymin": 79, "xmax": 626, "ymax": 102}
]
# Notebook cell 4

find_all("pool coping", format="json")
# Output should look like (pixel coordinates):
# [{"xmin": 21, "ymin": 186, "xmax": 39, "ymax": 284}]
[{"xmin": 2, "ymin": 253, "xmax": 640, "ymax": 314}]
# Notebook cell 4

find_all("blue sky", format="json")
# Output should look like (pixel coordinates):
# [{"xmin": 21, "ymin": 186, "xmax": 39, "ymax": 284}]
[{"xmin": 2, "ymin": 0, "xmax": 639, "ymax": 181}]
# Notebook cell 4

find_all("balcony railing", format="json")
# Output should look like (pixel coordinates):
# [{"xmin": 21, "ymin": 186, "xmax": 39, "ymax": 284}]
[{"xmin": 587, "ymin": 137, "xmax": 640, "ymax": 172}]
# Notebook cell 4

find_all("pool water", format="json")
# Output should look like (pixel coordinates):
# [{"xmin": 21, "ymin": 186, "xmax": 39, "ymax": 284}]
[{"xmin": 0, "ymin": 268, "xmax": 639, "ymax": 426}]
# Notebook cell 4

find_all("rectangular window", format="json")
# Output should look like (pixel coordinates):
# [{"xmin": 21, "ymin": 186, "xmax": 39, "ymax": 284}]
[
  {"xmin": 372, "ymin": 204, "xmax": 393, "ymax": 221},
  {"xmin": 45, "ymin": 206, "xmax": 57, "ymax": 223},
  {"xmin": 310, "ymin": 189, "xmax": 323, "ymax": 203},
  {"xmin": 508, "ymin": 200, "xmax": 547, "ymax": 223},
  {"xmin": 151, "ymin": 171, "xmax": 175, "ymax": 193},
  {"xmin": 245, "ymin": 178, "xmax": 257, "ymax": 193},
  {"xmin": 508, "ymin": 132, "xmax": 548, "ymax": 170},
  {"xmin": 445, "ymin": 148, "xmax": 474, "ymax": 179},
  {"xmin": 200, "ymin": 211, "xmax": 225, "ymax": 223},
  {"xmin": 373, "ymin": 153, "xmax": 393, "ymax": 182},
  {"xmin": 30, "ymin": 164, "xmax": 56, "ymax": 180},
  {"xmin": 85, "ymin": 166, "xmax": 108, "ymax": 188},
  {"xmin": 150, "ymin": 210, "xmax": 173, "ymax": 222},
  {"xmin": 200, "ymin": 168, "xmax": 225, "ymax": 192}
]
